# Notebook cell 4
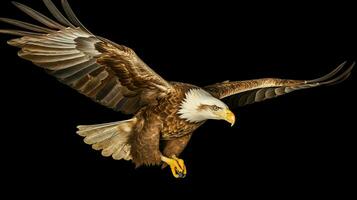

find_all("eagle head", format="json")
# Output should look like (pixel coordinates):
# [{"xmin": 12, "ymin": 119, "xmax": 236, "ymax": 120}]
[{"xmin": 178, "ymin": 88, "xmax": 235, "ymax": 126}]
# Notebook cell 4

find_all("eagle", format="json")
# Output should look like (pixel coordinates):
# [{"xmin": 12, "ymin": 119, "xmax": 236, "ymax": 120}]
[{"xmin": 0, "ymin": 0, "xmax": 354, "ymax": 178}]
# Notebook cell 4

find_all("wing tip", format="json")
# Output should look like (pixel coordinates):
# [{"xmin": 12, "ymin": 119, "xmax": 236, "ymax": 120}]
[
  {"xmin": 11, "ymin": 1, "xmax": 24, "ymax": 9},
  {"xmin": 11, "ymin": 1, "xmax": 19, "ymax": 6},
  {"xmin": 307, "ymin": 60, "xmax": 354, "ymax": 84}
]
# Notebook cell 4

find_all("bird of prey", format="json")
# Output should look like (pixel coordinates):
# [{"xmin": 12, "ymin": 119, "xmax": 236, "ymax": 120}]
[{"xmin": 0, "ymin": 0, "xmax": 354, "ymax": 178}]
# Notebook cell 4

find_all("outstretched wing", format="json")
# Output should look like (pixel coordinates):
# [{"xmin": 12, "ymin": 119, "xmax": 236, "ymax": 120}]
[
  {"xmin": 0, "ymin": 0, "xmax": 172, "ymax": 114},
  {"xmin": 205, "ymin": 62, "xmax": 354, "ymax": 107}
]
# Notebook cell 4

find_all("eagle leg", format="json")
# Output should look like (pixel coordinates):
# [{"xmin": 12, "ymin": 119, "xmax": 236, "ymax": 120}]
[
  {"xmin": 161, "ymin": 155, "xmax": 187, "ymax": 178},
  {"xmin": 161, "ymin": 134, "xmax": 192, "ymax": 169}
]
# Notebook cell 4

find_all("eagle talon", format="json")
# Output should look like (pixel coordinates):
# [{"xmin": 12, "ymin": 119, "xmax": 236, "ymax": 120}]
[
  {"xmin": 177, "ymin": 171, "xmax": 185, "ymax": 178},
  {"xmin": 161, "ymin": 155, "xmax": 187, "ymax": 178}
]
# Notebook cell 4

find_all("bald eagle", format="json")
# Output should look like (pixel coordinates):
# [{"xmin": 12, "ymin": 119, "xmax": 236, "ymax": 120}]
[{"xmin": 0, "ymin": 0, "xmax": 354, "ymax": 178}]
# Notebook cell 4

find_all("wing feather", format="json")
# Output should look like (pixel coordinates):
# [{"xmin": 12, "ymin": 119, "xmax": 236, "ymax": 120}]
[
  {"xmin": 11, "ymin": 1, "xmax": 65, "ymax": 29},
  {"xmin": 0, "ymin": 29, "xmax": 42, "ymax": 36},
  {"xmin": 60, "ymin": 0, "xmax": 92, "ymax": 34},
  {"xmin": 0, "ymin": 0, "xmax": 172, "ymax": 114},
  {"xmin": 42, "ymin": 0, "xmax": 76, "ymax": 28},
  {"xmin": 0, "ymin": 18, "xmax": 54, "ymax": 33}
]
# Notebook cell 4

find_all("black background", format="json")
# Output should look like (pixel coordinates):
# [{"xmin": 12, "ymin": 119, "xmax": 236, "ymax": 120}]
[{"xmin": 0, "ymin": 0, "xmax": 355, "ymax": 197}]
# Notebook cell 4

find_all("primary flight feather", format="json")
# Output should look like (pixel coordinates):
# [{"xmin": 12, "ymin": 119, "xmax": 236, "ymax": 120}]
[{"xmin": 0, "ymin": 0, "xmax": 353, "ymax": 178}]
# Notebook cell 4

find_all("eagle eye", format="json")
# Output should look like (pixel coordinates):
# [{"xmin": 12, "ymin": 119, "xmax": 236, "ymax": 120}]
[{"xmin": 211, "ymin": 105, "xmax": 221, "ymax": 111}]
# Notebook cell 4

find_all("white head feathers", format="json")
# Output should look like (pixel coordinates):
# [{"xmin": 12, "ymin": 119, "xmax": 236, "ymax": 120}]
[{"xmin": 178, "ymin": 88, "xmax": 228, "ymax": 123}]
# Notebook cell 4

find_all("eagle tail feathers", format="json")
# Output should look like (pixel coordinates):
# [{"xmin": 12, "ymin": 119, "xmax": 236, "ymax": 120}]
[{"xmin": 76, "ymin": 118, "xmax": 138, "ymax": 160}]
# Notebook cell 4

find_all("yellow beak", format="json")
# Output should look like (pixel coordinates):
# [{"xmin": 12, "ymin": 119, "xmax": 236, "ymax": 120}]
[{"xmin": 223, "ymin": 108, "xmax": 236, "ymax": 127}]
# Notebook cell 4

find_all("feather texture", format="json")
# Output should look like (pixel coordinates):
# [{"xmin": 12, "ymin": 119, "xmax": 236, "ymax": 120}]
[
  {"xmin": 60, "ymin": 0, "xmax": 91, "ymax": 34},
  {"xmin": 42, "ymin": 0, "xmax": 76, "ymax": 28},
  {"xmin": 77, "ymin": 118, "xmax": 137, "ymax": 161},
  {"xmin": 0, "ymin": 17, "xmax": 54, "ymax": 33},
  {"xmin": 0, "ymin": 0, "xmax": 172, "ymax": 114},
  {"xmin": 0, "ymin": 29, "xmax": 41, "ymax": 36},
  {"xmin": 205, "ymin": 61, "xmax": 355, "ymax": 107},
  {"xmin": 12, "ymin": 1, "xmax": 65, "ymax": 29}
]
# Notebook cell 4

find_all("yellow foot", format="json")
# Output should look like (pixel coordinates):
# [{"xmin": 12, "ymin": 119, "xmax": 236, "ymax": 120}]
[{"xmin": 161, "ymin": 155, "xmax": 187, "ymax": 178}]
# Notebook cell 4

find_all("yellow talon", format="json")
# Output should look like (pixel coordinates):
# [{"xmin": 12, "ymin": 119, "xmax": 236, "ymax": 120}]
[{"xmin": 161, "ymin": 155, "xmax": 187, "ymax": 178}]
